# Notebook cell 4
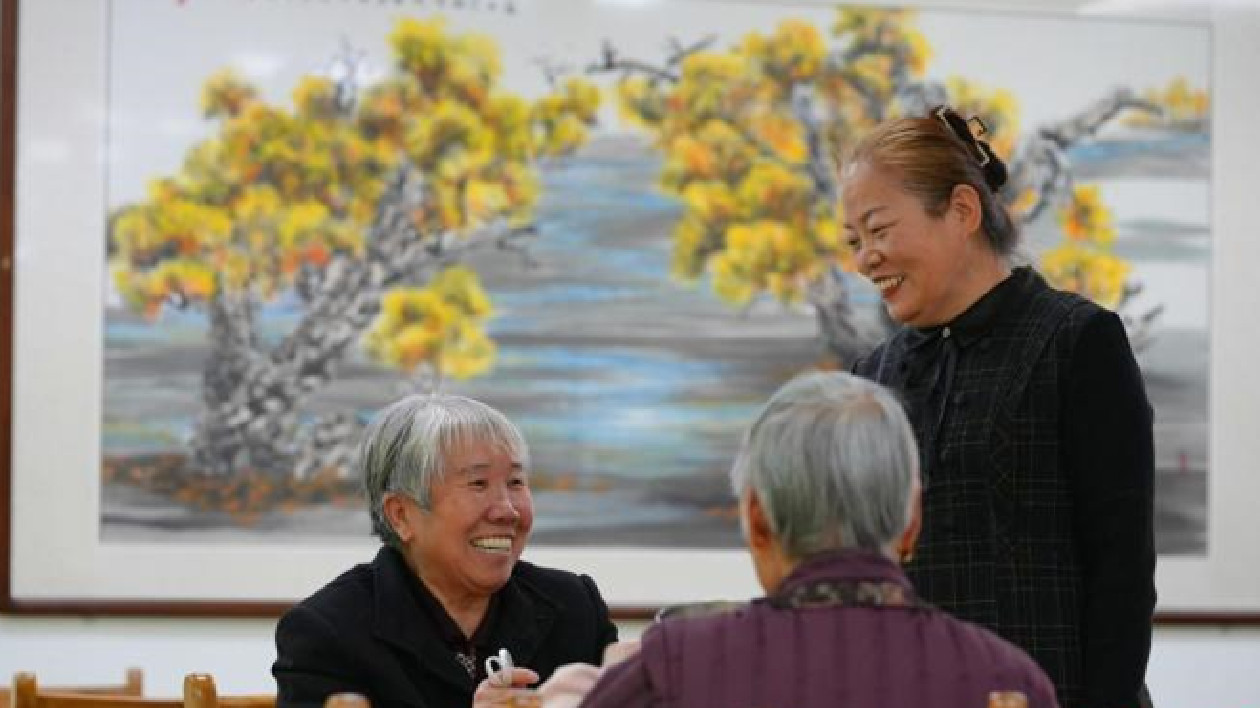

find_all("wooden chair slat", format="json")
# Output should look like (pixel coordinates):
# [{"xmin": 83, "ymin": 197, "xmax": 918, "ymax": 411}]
[{"xmin": 11, "ymin": 673, "xmax": 273, "ymax": 708}]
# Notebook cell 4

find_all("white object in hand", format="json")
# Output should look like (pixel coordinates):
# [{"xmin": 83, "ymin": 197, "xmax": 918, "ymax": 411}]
[{"xmin": 485, "ymin": 648, "xmax": 515, "ymax": 688}]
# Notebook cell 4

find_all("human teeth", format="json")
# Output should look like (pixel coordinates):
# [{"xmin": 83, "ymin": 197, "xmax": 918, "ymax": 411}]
[
  {"xmin": 471, "ymin": 537, "xmax": 512, "ymax": 552},
  {"xmin": 875, "ymin": 276, "xmax": 904, "ymax": 293}
]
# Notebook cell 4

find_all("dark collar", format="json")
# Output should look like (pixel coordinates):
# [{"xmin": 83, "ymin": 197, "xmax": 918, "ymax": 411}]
[
  {"xmin": 407, "ymin": 558, "xmax": 503, "ymax": 653},
  {"xmin": 777, "ymin": 548, "xmax": 915, "ymax": 595},
  {"xmin": 369, "ymin": 547, "xmax": 559, "ymax": 693},
  {"xmin": 906, "ymin": 266, "xmax": 1033, "ymax": 351}
]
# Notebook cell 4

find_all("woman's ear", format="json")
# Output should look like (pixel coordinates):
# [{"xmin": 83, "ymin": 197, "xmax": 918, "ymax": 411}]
[
  {"xmin": 948, "ymin": 183, "xmax": 983, "ymax": 237},
  {"xmin": 897, "ymin": 483, "xmax": 923, "ymax": 563},
  {"xmin": 382, "ymin": 492, "xmax": 413, "ymax": 544},
  {"xmin": 743, "ymin": 489, "xmax": 796, "ymax": 594},
  {"xmin": 743, "ymin": 489, "xmax": 775, "ymax": 553}
]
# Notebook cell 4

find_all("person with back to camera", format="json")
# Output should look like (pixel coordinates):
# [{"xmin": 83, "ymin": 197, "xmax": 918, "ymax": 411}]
[
  {"xmin": 273, "ymin": 394, "xmax": 617, "ymax": 708},
  {"xmin": 842, "ymin": 105, "xmax": 1156, "ymax": 708},
  {"xmin": 570, "ymin": 371, "xmax": 1057, "ymax": 708}
]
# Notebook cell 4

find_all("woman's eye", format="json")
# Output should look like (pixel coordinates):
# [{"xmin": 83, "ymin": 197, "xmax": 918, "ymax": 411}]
[
  {"xmin": 468, "ymin": 478, "xmax": 489, "ymax": 491},
  {"xmin": 509, "ymin": 477, "xmax": 528, "ymax": 488}
]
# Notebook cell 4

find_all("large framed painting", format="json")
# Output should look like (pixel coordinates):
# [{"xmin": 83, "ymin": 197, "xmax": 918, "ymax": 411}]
[{"xmin": 3, "ymin": 0, "xmax": 1257, "ymax": 619}]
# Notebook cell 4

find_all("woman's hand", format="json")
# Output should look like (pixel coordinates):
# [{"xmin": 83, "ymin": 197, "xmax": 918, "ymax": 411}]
[
  {"xmin": 473, "ymin": 668, "xmax": 540, "ymax": 708},
  {"xmin": 473, "ymin": 663, "xmax": 603, "ymax": 708},
  {"xmin": 601, "ymin": 640, "xmax": 641, "ymax": 668},
  {"xmin": 537, "ymin": 663, "xmax": 602, "ymax": 708}
]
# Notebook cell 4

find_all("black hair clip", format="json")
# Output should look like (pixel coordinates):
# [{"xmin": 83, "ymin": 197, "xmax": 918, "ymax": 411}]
[{"xmin": 932, "ymin": 105, "xmax": 990, "ymax": 167}]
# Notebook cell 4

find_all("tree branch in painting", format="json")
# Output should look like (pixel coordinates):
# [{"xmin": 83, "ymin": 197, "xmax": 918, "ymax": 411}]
[
  {"xmin": 593, "ymin": 7, "xmax": 1184, "ymax": 365},
  {"xmin": 105, "ymin": 18, "xmax": 599, "ymax": 517}
]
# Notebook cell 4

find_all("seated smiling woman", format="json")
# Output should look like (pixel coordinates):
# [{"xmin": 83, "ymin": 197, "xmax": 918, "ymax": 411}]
[{"xmin": 273, "ymin": 394, "xmax": 617, "ymax": 708}]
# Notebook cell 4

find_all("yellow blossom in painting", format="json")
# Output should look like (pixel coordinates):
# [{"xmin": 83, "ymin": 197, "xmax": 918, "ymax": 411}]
[
  {"xmin": 736, "ymin": 164, "xmax": 812, "ymax": 221},
  {"xmin": 678, "ymin": 52, "xmax": 749, "ymax": 117},
  {"xmin": 749, "ymin": 111, "xmax": 808, "ymax": 164},
  {"xmin": 105, "ymin": 11, "xmax": 613, "ymax": 470},
  {"xmin": 362, "ymin": 267, "xmax": 495, "ymax": 379},
  {"xmin": 711, "ymin": 250, "xmax": 756, "ymax": 305},
  {"xmin": 1128, "ymin": 76, "xmax": 1210, "ymax": 127},
  {"xmin": 682, "ymin": 181, "xmax": 739, "ymax": 224},
  {"xmin": 1008, "ymin": 187, "xmax": 1039, "ymax": 221},
  {"xmin": 542, "ymin": 114, "xmax": 589, "ymax": 155},
  {"xmin": 277, "ymin": 201, "xmax": 331, "ymax": 250},
  {"xmin": 681, "ymin": 51, "xmax": 747, "ymax": 86},
  {"xmin": 904, "ymin": 30, "xmax": 933, "ymax": 76},
  {"xmin": 465, "ymin": 180, "xmax": 510, "ymax": 222},
  {"xmin": 221, "ymin": 251, "xmax": 252, "ymax": 291},
  {"xmin": 201, "ymin": 69, "xmax": 259, "ymax": 118},
  {"xmin": 616, "ymin": 76, "xmax": 664, "ymax": 130},
  {"xmin": 389, "ymin": 17, "xmax": 450, "ymax": 77},
  {"xmin": 439, "ymin": 320, "xmax": 496, "ymax": 380},
  {"xmin": 446, "ymin": 34, "xmax": 502, "ymax": 105},
  {"xmin": 609, "ymin": 6, "xmax": 947, "ymax": 308},
  {"xmin": 498, "ymin": 162, "xmax": 541, "ymax": 218},
  {"xmin": 944, "ymin": 77, "xmax": 1020, "ymax": 159},
  {"xmin": 812, "ymin": 207, "xmax": 849, "ymax": 267},
  {"xmin": 560, "ymin": 77, "xmax": 602, "ymax": 122},
  {"xmin": 115, "ymin": 259, "xmax": 220, "ymax": 318},
  {"xmin": 764, "ymin": 20, "xmax": 827, "ymax": 82},
  {"xmin": 1058, "ymin": 184, "xmax": 1116, "ymax": 246},
  {"xmin": 406, "ymin": 99, "xmax": 493, "ymax": 177},
  {"xmin": 292, "ymin": 76, "xmax": 339, "ymax": 120},
  {"xmin": 672, "ymin": 135, "xmax": 718, "ymax": 179},
  {"xmin": 431, "ymin": 265, "xmax": 493, "ymax": 319},
  {"xmin": 487, "ymin": 94, "xmax": 532, "ymax": 160},
  {"xmin": 232, "ymin": 185, "xmax": 281, "ymax": 223},
  {"xmin": 671, "ymin": 216, "xmax": 711, "ymax": 280},
  {"xmin": 1041, "ymin": 243, "xmax": 1131, "ymax": 308}
]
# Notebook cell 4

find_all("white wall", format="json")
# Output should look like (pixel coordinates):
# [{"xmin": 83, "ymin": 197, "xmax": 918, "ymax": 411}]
[
  {"xmin": 4, "ymin": 1, "xmax": 1260, "ymax": 707},
  {"xmin": 2, "ymin": 618, "xmax": 1260, "ymax": 706}
]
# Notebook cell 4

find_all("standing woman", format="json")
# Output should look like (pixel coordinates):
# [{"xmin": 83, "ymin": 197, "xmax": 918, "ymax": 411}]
[{"xmin": 843, "ymin": 106, "xmax": 1155, "ymax": 708}]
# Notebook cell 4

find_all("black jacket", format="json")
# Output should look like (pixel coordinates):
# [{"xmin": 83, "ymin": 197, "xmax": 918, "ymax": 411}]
[
  {"xmin": 854, "ymin": 267, "xmax": 1156, "ymax": 708},
  {"xmin": 273, "ymin": 547, "xmax": 618, "ymax": 708}
]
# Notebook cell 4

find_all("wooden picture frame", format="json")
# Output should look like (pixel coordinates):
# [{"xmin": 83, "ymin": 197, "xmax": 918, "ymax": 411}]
[{"xmin": 2, "ymin": 0, "xmax": 1257, "ymax": 623}]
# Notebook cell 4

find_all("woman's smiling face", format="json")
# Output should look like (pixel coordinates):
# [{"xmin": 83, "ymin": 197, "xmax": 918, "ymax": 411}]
[
  {"xmin": 391, "ymin": 441, "xmax": 533, "ymax": 604},
  {"xmin": 840, "ymin": 161, "xmax": 977, "ymax": 328}
]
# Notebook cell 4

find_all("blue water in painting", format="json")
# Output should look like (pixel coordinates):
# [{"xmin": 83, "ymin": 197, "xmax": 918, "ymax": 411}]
[
  {"xmin": 102, "ymin": 132, "xmax": 1210, "ymax": 546},
  {"xmin": 102, "ymin": 140, "xmax": 823, "ymax": 539}
]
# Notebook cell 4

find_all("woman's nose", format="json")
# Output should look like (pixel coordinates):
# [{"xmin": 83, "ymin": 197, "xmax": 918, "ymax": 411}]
[
  {"xmin": 487, "ymin": 492, "xmax": 520, "ymax": 523},
  {"xmin": 858, "ymin": 245, "xmax": 881, "ymax": 274}
]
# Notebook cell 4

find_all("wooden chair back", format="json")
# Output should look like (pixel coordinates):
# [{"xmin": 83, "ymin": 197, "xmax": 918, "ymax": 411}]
[
  {"xmin": 1, "ymin": 669, "xmax": 142, "ymax": 708},
  {"xmin": 182, "ymin": 675, "xmax": 273, "ymax": 708},
  {"xmin": 10, "ymin": 673, "xmax": 272, "ymax": 708}
]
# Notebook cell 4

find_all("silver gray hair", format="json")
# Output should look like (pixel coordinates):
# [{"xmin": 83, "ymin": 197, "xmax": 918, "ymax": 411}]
[
  {"xmin": 360, "ymin": 394, "xmax": 529, "ymax": 549},
  {"xmin": 729, "ymin": 371, "xmax": 919, "ymax": 559}
]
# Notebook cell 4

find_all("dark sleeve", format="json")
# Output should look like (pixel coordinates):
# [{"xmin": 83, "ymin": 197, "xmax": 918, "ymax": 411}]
[
  {"xmin": 273, "ymin": 604, "xmax": 368, "ymax": 708},
  {"xmin": 1062, "ymin": 310, "xmax": 1156, "ymax": 708},
  {"xmin": 581, "ymin": 574, "xmax": 620, "ymax": 657},
  {"xmin": 578, "ymin": 649, "xmax": 658, "ymax": 708}
]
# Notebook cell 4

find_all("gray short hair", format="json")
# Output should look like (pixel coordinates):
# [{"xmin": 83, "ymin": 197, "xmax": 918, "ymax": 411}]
[
  {"xmin": 729, "ymin": 372, "xmax": 919, "ymax": 558},
  {"xmin": 360, "ymin": 394, "xmax": 529, "ymax": 548}
]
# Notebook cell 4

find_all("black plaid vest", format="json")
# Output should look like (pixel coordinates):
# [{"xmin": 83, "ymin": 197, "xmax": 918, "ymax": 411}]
[{"xmin": 856, "ymin": 270, "xmax": 1096, "ymax": 708}]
